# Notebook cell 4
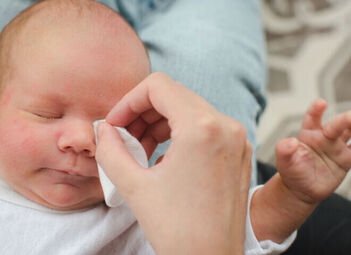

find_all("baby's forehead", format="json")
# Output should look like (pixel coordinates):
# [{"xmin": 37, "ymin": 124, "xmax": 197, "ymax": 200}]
[
  {"xmin": 6, "ymin": 0, "xmax": 141, "ymax": 50},
  {"xmin": 0, "ymin": 0, "xmax": 150, "ymax": 95}
]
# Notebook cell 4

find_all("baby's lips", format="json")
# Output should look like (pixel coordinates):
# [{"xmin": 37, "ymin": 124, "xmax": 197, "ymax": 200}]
[
  {"xmin": 48, "ymin": 166, "xmax": 98, "ymax": 178},
  {"xmin": 59, "ymin": 169, "xmax": 82, "ymax": 176}
]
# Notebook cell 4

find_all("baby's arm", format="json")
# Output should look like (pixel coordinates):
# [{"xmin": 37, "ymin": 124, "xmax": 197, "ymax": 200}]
[{"xmin": 250, "ymin": 99, "xmax": 351, "ymax": 243}]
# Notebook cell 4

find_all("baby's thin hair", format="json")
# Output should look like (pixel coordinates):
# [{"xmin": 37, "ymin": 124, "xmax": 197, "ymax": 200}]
[
  {"xmin": 0, "ymin": 0, "xmax": 150, "ymax": 94},
  {"xmin": 0, "ymin": 0, "xmax": 96, "ymax": 92}
]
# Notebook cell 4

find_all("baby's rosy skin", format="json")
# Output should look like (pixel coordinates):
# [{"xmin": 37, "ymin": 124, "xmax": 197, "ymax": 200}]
[
  {"xmin": 277, "ymin": 98, "xmax": 351, "ymax": 204},
  {"xmin": 251, "ymin": 98, "xmax": 351, "ymax": 243},
  {"xmin": 0, "ymin": 3, "xmax": 150, "ymax": 211}
]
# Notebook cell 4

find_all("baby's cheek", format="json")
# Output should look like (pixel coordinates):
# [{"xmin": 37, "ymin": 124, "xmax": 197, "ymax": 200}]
[{"xmin": 0, "ymin": 120, "xmax": 48, "ymax": 165}]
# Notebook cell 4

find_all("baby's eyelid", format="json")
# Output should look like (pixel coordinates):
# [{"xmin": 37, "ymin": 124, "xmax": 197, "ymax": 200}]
[{"xmin": 34, "ymin": 112, "xmax": 63, "ymax": 120}]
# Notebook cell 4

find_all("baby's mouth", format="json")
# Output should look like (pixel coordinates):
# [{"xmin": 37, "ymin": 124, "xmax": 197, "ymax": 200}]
[
  {"xmin": 46, "ymin": 167, "xmax": 96, "ymax": 178},
  {"xmin": 43, "ymin": 168, "xmax": 88, "ymax": 178},
  {"xmin": 59, "ymin": 169, "xmax": 82, "ymax": 176},
  {"xmin": 42, "ymin": 168, "xmax": 92, "ymax": 186}
]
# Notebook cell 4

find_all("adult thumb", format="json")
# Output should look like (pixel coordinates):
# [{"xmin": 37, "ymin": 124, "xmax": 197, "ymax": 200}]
[{"xmin": 95, "ymin": 122, "xmax": 145, "ymax": 196}]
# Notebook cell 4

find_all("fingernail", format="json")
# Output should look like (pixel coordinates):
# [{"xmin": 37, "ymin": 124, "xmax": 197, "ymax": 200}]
[
  {"xmin": 97, "ymin": 123, "xmax": 104, "ymax": 139},
  {"xmin": 287, "ymin": 138, "xmax": 298, "ymax": 150}
]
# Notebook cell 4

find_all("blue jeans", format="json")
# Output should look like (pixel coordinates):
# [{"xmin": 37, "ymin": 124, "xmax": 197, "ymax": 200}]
[{"xmin": 0, "ymin": 0, "xmax": 266, "ymax": 186}]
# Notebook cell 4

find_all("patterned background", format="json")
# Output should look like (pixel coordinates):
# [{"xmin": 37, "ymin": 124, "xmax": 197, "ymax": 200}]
[{"xmin": 257, "ymin": 0, "xmax": 351, "ymax": 198}]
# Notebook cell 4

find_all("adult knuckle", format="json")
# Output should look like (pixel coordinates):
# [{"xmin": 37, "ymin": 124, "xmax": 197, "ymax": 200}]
[
  {"xmin": 147, "ymin": 72, "xmax": 177, "ymax": 93},
  {"xmin": 193, "ymin": 112, "xmax": 222, "ymax": 143},
  {"xmin": 149, "ymin": 72, "xmax": 171, "ymax": 83},
  {"xmin": 228, "ymin": 120, "xmax": 247, "ymax": 141}
]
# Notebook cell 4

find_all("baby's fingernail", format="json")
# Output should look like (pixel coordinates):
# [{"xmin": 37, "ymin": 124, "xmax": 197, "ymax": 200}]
[{"xmin": 287, "ymin": 138, "xmax": 298, "ymax": 150}]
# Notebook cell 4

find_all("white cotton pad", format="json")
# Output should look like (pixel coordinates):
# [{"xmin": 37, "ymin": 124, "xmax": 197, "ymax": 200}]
[{"xmin": 93, "ymin": 120, "xmax": 148, "ymax": 207}]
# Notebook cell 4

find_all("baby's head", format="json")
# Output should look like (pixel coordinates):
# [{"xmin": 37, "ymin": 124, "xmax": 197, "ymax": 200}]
[{"xmin": 0, "ymin": 0, "xmax": 150, "ymax": 210}]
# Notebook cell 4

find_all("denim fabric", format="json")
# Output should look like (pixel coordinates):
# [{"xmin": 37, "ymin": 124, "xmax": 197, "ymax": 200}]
[{"xmin": 0, "ymin": 0, "xmax": 267, "ymax": 186}]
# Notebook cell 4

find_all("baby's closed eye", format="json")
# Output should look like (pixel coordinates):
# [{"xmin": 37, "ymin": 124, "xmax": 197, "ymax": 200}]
[
  {"xmin": 21, "ymin": 108, "xmax": 63, "ymax": 121},
  {"xmin": 32, "ymin": 112, "xmax": 63, "ymax": 120}
]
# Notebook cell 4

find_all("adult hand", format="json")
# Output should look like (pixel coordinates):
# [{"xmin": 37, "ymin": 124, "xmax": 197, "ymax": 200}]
[{"xmin": 96, "ymin": 73, "xmax": 252, "ymax": 255}]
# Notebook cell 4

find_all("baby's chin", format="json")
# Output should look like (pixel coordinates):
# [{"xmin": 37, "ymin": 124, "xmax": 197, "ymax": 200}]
[
  {"xmin": 43, "ymin": 196, "xmax": 105, "ymax": 211},
  {"xmin": 31, "ymin": 183, "xmax": 105, "ymax": 211}
]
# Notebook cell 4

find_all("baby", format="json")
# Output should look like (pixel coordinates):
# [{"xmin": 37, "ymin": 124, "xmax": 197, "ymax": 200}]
[
  {"xmin": 0, "ymin": 0, "xmax": 150, "ymax": 211},
  {"xmin": 0, "ymin": 0, "xmax": 153, "ymax": 254},
  {"xmin": 0, "ymin": 0, "xmax": 350, "ymax": 254}
]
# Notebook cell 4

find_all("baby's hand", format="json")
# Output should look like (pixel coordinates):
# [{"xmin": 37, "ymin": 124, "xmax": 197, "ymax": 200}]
[{"xmin": 276, "ymin": 99, "xmax": 351, "ymax": 204}]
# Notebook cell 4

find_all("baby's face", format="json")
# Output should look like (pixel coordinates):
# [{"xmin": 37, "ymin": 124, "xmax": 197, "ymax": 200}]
[{"xmin": 0, "ymin": 25, "xmax": 149, "ymax": 210}]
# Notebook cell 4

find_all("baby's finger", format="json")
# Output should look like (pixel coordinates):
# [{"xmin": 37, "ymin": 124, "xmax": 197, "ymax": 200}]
[
  {"xmin": 341, "ymin": 129, "xmax": 351, "ymax": 143},
  {"xmin": 275, "ymin": 137, "xmax": 299, "ymax": 167},
  {"xmin": 329, "ymin": 147, "xmax": 351, "ymax": 171},
  {"xmin": 320, "ymin": 136, "xmax": 351, "ymax": 170},
  {"xmin": 301, "ymin": 98, "xmax": 328, "ymax": 130},
  {"xmin": 323, "ymin": 111, "xmax": 351, "ymax": 140}
]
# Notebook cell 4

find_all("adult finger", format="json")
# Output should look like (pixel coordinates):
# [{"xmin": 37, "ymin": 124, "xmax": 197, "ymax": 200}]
[
  {"xmin": 127, "ymin": 118, "xmax": 171, "ymax": 159},
  {"xmin": 221, "ymin": 114, "xmax": 248, "ymax": 160},
  {"xmin": 241, "ymin": 140, "xmax": 253, "ymax": 189},
  {"xmin": 140, "ymin": 118, "xmax": 171, "ymax": 158},
  {"xmin": 126, "ymin": 110, "xmax": 165, "ymax": 140},
  {"xmin": 232, "ymin": 140, "xmax": 251, "ymax": 247},
  {"xmin": 241, "ymin": 141, "xmax": 252, "ymax": 205},
  {"xmin": 95, "ymin": 122, "xmax": 147, "ymax": 195},
  {"xmin": 126, "ymin": 117, "xmax": 148, "ymax": 140},
  {"xmin": 141, "ymin": 108, "xmax": 164, "ymax": 124},
  {"xmin": 106, "ymin": 72, "xmax": 213, "ymax": 129}
]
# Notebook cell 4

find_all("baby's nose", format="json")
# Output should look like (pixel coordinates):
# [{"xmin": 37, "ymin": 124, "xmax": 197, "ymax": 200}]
[{"xmin": 57, "ymin": 120, "xmax": 96, "ymax": 157}]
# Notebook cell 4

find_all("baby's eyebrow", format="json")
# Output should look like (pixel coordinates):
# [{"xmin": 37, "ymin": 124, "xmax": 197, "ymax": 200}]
[{"xmin": 31, "ymin": 92, "xmax": 68, "ymax": 107}]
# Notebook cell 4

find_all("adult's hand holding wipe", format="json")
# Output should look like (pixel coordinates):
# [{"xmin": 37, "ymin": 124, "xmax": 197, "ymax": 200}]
[{"xmin": 95, "ymin": 73, "xmax": 252, "ymax": 255}]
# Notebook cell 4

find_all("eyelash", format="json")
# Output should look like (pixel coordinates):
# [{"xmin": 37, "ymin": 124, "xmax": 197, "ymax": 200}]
[{"xmin": 35, "ymin": 113, "xmax": 62, "ymax": 120}]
